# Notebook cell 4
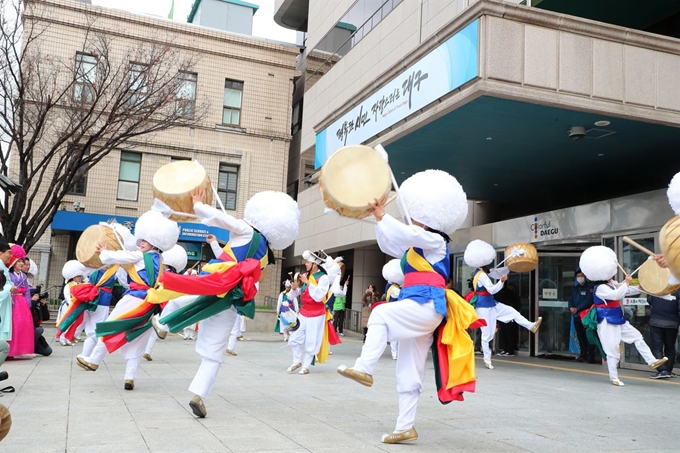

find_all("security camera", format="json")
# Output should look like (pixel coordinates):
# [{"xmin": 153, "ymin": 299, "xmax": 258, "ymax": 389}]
[{"xmin": 567, "ymin": 126, "xmax": 586, "ymax": 141}]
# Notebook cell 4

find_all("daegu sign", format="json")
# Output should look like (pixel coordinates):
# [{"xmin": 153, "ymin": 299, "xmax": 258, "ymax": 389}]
[{"xmin": 314, "ymin": 19, "xmax": 479, "ymax": 169}]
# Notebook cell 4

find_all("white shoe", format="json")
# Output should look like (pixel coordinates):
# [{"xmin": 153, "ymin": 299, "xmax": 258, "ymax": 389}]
[
  {"xmin": 484, "ymin": 360, "xmax": 494, "ymax": 370},
  {"xmin": 392, "ymin": 355, "xmax": 398, "ymax": 360},
  {"xmin": 610, "ymin": 378, "xmax": 625, "ymax": 387}
]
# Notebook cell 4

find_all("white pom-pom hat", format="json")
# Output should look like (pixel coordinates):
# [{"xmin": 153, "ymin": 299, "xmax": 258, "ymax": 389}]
[
  {"xmin": 668, "ymin": 172, "xmax": 680, "ymax": 215},
  {"xmin": 244, "ymin": 191, "xmax": 300, "ymax": 250},
  {"xmin": 134, "ymin": 210, "xmax": 179, "ymax": 252},
  {"xmin": 62, "ymin": 260, "xmax": 86, "ymax": 282},
  {"xmin": 464, "ymin": 240, "xmax": 496, "ymax": 268},
  {"xmin": 579, "ymin": 246, "xmax": 617, "ymax": 282},
  {"xmin": 162, "ymin": 244, "xmax": 188, "ymax": 273},
  {"xmin": 400, "ymin": 170, "xmax": 468, "ymax": 235},
  {"xmin": 302, "ymin": 250, "xmax": 324, "ymax": 265},
  {"xmin": 382, "ymin": 259, "xmax": 404, "ymax": 286}
]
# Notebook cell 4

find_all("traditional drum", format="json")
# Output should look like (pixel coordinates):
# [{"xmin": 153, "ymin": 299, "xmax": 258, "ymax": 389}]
[
  {"xmin": 76, "ymin": 225, "xmax": 125, "ymax": 268},
  {"xmin": 660, "ymin": 215, "xmax": 680, "ymax": 280},
  {"xmin": 504, "ymin": 243, "xmax": 538, "ymax": 273},
  {"xmin": 152, "ymin": 160, "xmax": 213, "ymax": 221},
  {"xmin": 319, "ymin": 145, "xmax": 392, "ymax": 219},
  {"xmin": 638, "ymin": 259, "xmax": 680, "ymax": 296}
]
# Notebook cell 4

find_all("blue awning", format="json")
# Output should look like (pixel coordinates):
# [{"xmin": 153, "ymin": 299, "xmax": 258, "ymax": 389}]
[{"xmin": 51, "ymin": 210, "xmax": 230, "ymax": 243}]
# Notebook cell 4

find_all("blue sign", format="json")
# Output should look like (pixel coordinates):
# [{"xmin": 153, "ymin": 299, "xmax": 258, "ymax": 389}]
[
  {"xmin": 315, "ymin": 19, "xmax": 479, "ymax": 168},
  {"xmin": 51, "ymin": 210, "xmax": 230, "ymax": 243}
]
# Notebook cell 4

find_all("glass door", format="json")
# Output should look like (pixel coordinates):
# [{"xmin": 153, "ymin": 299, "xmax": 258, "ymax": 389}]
[
  {"xmin": 618, "ymin": 234, "xmax": 656, "ymax": 370},
  {"xmin": 535, "ymin": 254, "xmax": 581, "ymax": 356}
]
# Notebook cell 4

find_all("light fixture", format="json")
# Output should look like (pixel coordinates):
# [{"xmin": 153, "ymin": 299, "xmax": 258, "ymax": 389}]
[
  {"xmin": 598, "ymin": 153, "xmax": 604, "ymax": 157},
  {"xmin": 493, "ymin": 183, "xmax": 499, "ymax": 186},
  {"xmin": 486, "ymin": 137, "xmax": 492, "ymax": 140},
  {"xmin": 594, "ymin": 120, "xmax": 610, "ymax": 127}
]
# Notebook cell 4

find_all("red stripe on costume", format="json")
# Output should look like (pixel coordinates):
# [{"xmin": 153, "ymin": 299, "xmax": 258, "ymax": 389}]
[
  {"xmin": 160, "ymin": 258, "xmax": 261, "ymax": 300},
  {"xmin": 403, "ymin": 272, "xmax": 445, "ymax": 288},
  {"xmin": 103, "ymin": 332, "xmax": 128, "ymax": 354},
  {"xmin": 468, "ymin": 319, "xmax": 487, "ymax": 329},
  {"xmin": 434, "ymin": 326, "xmax": 476, "ymax": 403},
  {"xmin": 475, "ymin": 290, "xmax": 491, "ymax": 296},
  {"xmin": 595, "ymin": 300, "xmax": 621, "ymax": 308}
]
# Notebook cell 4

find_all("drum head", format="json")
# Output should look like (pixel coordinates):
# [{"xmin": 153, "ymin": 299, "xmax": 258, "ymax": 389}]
[
  {"xmin": 638, "ymin": 260, "xmax": 673, "ymax": 296},
  {"xmin": 153, "ymin": 161, "xmax": 207, "ymax": 195},
  {"xmin": 320, "ymin": 145, "xmax": 391, "ymax": 211}
]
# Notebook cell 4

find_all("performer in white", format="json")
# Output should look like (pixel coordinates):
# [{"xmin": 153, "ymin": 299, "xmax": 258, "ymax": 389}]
[
  {"xmin": 275, "ymin": 280, "xmax": 299, "ymax": 341},
  {"xmin": 382, "ymin": 259, "xmax": 404, "ymax": 360},
  {"xmin": 225, "ymin": 315, "xmax": 246, "ymax": 356},
  {"xmin": 338, "ymin": 169, "xmax": 475, "ymax": 444},
  {"xmin": 579, "ymin": 246, "xmax": 667, "ymax": 386},
  {"xmin": 287, "ymin": 251, "xmax": 341, "ymax": 375},
  {"xmin": 463, "ymin": 239, "xmax": 542, "ymax": 370},
  {"xmin": 76, "ymin": 210, "xmax": 179, "ymax": 391},
  {"xmin": 154, "ymin": 188, "xmax": 299, "ymax": 418},
  {"xmin": 143, "ymin": 244, "xmax": 188, "ymax": 361},
  {"xmin": 57, "ymin": 261, "xmax": 87, "ymax": 346}
]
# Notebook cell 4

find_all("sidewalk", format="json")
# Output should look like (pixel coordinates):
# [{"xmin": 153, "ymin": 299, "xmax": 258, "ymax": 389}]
[{"xmin": 1, "ymin": 327, "xmax": 679, "ymax": 452}]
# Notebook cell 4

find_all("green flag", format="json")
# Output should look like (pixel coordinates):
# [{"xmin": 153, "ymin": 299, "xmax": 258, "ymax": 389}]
[{"xmin": 168, "ymin": 0, "xmax": 175, "ymax": 19}]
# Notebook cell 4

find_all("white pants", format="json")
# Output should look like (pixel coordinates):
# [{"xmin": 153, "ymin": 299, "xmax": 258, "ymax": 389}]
[
  {"xmin": 145, "ymin": 333, "xmax": 157, "ymax": 355},
  {"xmin": 391, "ymin": 341, "xmax": 399, "ymax": 359},
  {"xmin": 288, "ymin": 314, "xmax": 325, "ymax": 370},
  {"xmin": 353, "ymin": 300, "xmax": 443, "ymax": 432},
  {"xmin": 81, "ymin": 305, "xmax": 110, "ymax": 357},
  {"xmin": 598, "ymin": 319, "xmax": 657, "ymax": 380},
  {"xmin": 227, "ymin": 315, "xmax": 243, "ymax": 351},
  {"xmin": 189, "ymin": 306, "xmax": 238, "ymax": 399},
  {"xmin": 476, "ymin": 303, "xmax": 534, "ymax": 362},
  {"xmin": 86, "ymin": 294, "xmax": 154, "ymax": 380}
]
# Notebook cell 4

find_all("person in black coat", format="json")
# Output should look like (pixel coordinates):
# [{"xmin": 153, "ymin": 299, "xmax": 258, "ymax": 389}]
[
  {"xmin": 647, "ymin": 290, "xmax": 680, "ymax": 379},
  {"xmin": 30, "ymin": 288, "xmax": 52, "ymax": 357},
  {"xmin": 568, "ymin": 268, "xmax": 596, "ymax": 363}
]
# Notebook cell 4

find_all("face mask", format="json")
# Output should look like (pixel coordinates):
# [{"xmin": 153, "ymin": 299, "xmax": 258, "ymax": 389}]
[{"xmin": 576, "ymin": 277, "xmax": 585, "ymax": 285}]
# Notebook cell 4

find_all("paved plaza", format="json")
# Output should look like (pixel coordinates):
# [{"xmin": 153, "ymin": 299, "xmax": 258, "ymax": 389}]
[{"xmin": 1, "ymin": 327, "xmax": 679, "ymax": 453}]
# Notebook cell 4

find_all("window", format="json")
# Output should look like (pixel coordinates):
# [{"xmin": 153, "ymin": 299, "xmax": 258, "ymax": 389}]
[
  {"xmin": 66, "ymin": 147, "xmax": 89, "ymax": 196},
  {"xmin": 117, "ymin": 152, "xmax": 142, "ymax": 201},
  {"xmin": 222, "ymin": 79, "xmax": 243, "ymax": 126},
  {"xmin": 74, "ymin": 53, "xmax": 97, "ymax": 103},
  {"xmin": 176, "ymin": 72, "xmax": 197, "ymax": 118},
  {"xmin": 291, "ymin": 101, "xmax": 303, "ymax": 135},
  {"xmin": 217, "ymin": 164, "xmax": 239, "ymax": 210},
  {"xmin": 128, "ymin": 63, "xmax": 149, "ymax": 107},
  {"xmin": 170, "ymin": 156, "xmax": 191, "ymax": 162}
]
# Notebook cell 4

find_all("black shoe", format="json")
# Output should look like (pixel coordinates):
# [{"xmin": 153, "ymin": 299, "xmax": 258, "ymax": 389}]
[
  {"xmin": 576, "ymin": 357, "xmax": 586, "ymax": 363},
  {"xmin": 650, "ymin": 371, "xmax": 671, "ymax": 379},
  {"xmin": 670, "ymin": 372, "xmax": 678, "ymax": 378}
]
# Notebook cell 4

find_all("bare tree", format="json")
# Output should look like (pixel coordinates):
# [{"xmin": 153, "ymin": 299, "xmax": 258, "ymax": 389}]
[{"xmin": 0, "ymin": 0, "xmax": 208, "ymax": 251}]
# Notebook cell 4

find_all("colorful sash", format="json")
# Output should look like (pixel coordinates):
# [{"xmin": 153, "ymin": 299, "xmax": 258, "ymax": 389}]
[
  {"xmin": 56, "ymin": 266, "xmax": 119, "ymax": 342},
  {"xmin": 158, "ymin": 233, "xmax": 266, "ymax": 333},
  {"xmin": 96, "ymin": 253, "xmax": 164, "ymax": 353}
]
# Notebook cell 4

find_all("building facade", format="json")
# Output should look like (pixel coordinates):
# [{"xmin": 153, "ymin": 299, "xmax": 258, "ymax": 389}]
[
  {"xmin": 276, "ymin": 0, "xmax": 680, "ymax": 369},
  {"xmin": 13, "ymin": 0, "xmax": 300, "ymax": 305}
]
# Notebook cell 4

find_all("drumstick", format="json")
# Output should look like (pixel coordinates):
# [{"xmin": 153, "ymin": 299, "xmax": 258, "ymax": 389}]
[
  {"xmin": 615, "ymin": 261, "xmax": 628, "ymax": 276},
  {"xmin": 622, "ymin": 236, "xmax": 657, "ymax": 257},
  {"xmin": 629, "ymin": 261, "xmax": 645, "ymax": 278},
  {"xmin": 375, "ymin": 144, "xmax": 412, "ymax": 226}
]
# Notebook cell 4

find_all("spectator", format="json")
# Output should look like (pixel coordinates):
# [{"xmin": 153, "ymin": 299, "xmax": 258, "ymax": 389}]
[
  {"xmin": 332, "ymin": 276, "xmax": 349, "ymax": 337},
  {"xmin": 648, "ymin": 291, "xmax": 679, "ymax": 379},
  {"xmin": 30, "ymin": 288, "xmax": 52, "ymax": 357},
  {"xmin": 361, "ymin": 284, "xmax": 379, "ymax": 343},
  {"xmin": 495, "ymin": 282, "xmax": 521, "ymax": 356},
  {"xmin": 0, "ymin": 235, "xmax": 12, "ymax": 344},
  {"xmin": 568, "ymin": 268, "xmax": 596, "ymax": 363},
  {"xmin": 8, "ymin": 247, "xmax": 34, "ymax": 358}
]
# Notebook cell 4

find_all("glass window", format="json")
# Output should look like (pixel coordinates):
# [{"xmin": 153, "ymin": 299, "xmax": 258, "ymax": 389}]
[
  {"xmin": 117, "ymin": 152, "xmax": 141, "ymax": 201},
  {"xmin": 66, "ymin": 148, "xmax": 89, "ymax": 196},
  {"xmin": 176, "ymin": 72, "xmax": 197, "ymax": 118},
  {"xmin": 128, "ymin": 63, "xmax": 149, "ymax": 107},
  {"xmin": 217, "ymin": 164, "xmax": 239, "ymax": 210},
  {"xmin": 222, "ymin": 79, "xmax": 243, "ymax": 126},
  {"xmin": 291, "ymin": 101, "xmax": 302, "ymax": 135},
  {"xmin": 74, "ymin": 53, "xmax": 97, "ymax": 103}
]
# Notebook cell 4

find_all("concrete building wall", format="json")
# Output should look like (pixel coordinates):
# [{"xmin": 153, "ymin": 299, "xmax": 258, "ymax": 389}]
[{"xmin": 14, "ymin": 0, "xmax": 300, "ymax": 303}]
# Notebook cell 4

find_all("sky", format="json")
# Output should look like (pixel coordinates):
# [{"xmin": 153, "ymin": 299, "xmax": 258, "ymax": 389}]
[{"xmin": 91, "ymin": 0, "xmax": 298, "ymax": 43}]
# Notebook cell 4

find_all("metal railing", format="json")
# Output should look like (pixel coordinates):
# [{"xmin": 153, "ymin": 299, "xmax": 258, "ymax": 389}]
[{"xmin": 343, "ymin": 309, "xmax": 363, "ymax": 334}]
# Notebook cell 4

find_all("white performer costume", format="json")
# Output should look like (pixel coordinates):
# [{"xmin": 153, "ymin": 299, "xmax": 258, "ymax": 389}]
[
  {"xmin": 276, "ymin": 280, "xmax": 299, "ymax": 341},
  {"xmin": 337, "ymin": 169, "xmax": 471, "ymax": 444},
  {"xmin": 152, "ymin": 190, "xmax": 299, "ymax": 418},
  {"xmin": 579, "ymin": 246, "xmax": 667, "ymax": 386},
  {"xmin": 226, "ymin": 315, "xmax": 246, "ymax": 355},
  {"xmin": 76, "ymin": 210, "xmax": 179, "ymax": 390},
  {"xmin": 464, "ymin": 240, "xmax": 541, "ymax": 370},
  {"xmin": 382, "ymin": 259, "xmax": 404, "ymax": 360},
  {"xmin": 287, "ymin": 251, "xmax": 340, "ymax": 374},
  {"xmin": 58, "ymin": 260, "xmax": 87, "ymax": 346}
]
